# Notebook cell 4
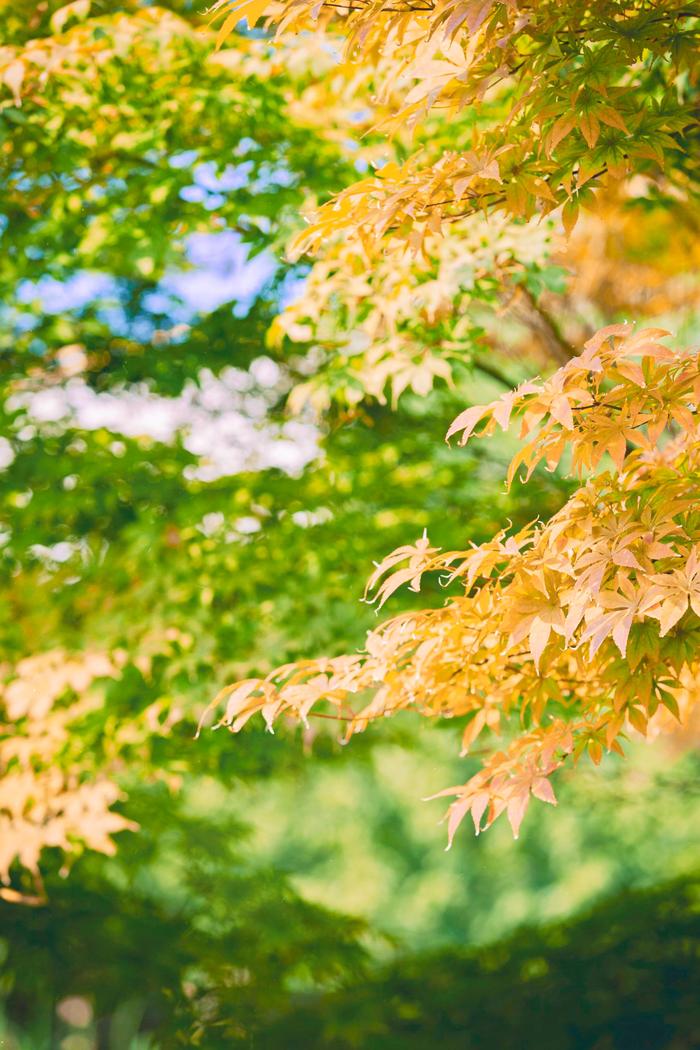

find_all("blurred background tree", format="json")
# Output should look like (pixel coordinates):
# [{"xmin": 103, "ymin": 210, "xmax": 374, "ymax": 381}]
[{"xmin": 0, "ymin": 2, "xmax": 699, "ymax": 1047}]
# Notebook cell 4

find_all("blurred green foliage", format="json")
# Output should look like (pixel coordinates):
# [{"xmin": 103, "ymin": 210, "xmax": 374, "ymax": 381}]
[
  {"xmin": 259, "ymin": 874, "xmax": 700, "ymax": 1050},
  {"xmin": 0, "ymin": 782, "xmax": 369, "ymax": 1047}
]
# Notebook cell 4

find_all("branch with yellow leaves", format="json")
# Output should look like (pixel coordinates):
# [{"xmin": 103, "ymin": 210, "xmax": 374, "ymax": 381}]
[{"xmin": 207, "ymin": 325, "xmax": 700, "ymax": 841}]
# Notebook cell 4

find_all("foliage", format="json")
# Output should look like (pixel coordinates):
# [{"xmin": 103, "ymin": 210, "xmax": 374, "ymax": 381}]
[
  {"xmin": 275, "ymin": 213, "xmax": 563, "ymax": 412},
  {"xmin": 0, "ymin": 651, "xmax": 135, "ymax": 895},
  {"xmin": 258, "ymin": 873, "xmax": 700, "ymax": 1050},
  {"xmin": 2, "ymin": 1, "xmax": 700, "ymax": 1043},
  {"xmin": 0, "ymin": 0, "xmax": 581, "ymax": 890},
  {"xmin": 211, "ymin": 0, "xmax": 700, "ymax": 841},
  {"xmin": 0, "ymin": 780, "xmax": 368, "ymax": 1047},
  {"xmin": 210, "ymin": 325, "xmax": 700, "ymax": 839},
  {"xmin": 214, "ymin": 0, "xmax": 700, "ymax": 248},
  {"xmin": 205, "ymin": 0, "xmax": 700, "ymax": 411},
  {"xmin": 0, "ymin": 0, "xmax": 357, "ymax": 890}
]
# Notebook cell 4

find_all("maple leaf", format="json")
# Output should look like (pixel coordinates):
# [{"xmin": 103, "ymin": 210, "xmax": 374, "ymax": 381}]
[
  {"xmin": 364, "ymin": 531, "xmax": 439, "ymax": 609},
  {"xmin": 581, "ymin": 576, "xmax": 643, "ymax": 657},
  {"xmin": 640, "ymin": 547, "xmax": 700, "ymax": 636}
]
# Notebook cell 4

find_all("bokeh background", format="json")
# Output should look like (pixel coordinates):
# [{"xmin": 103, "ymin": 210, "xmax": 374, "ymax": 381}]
[{"xmin": 1, "ymin": 2, "xmax": 700, "ymax": 1047}]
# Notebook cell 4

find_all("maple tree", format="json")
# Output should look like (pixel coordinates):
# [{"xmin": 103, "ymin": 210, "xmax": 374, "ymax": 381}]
[
  {"xmin": 213, "ymin": 0, "xmax": 699, "ymax": 248},
  {"xmin": 2, "ymin": 1, "xmax": 700, "ymax": 1043},
  {"xmin": 0, "ymin": 0, "xmax": 697, "ymax": 894},
  {"xmin": 0, "ymin": 0, "xmax": 568, "ymax": 973},
  {"xmin": 208, "ymin": 0, "xmax": 700, "ymax": 840},
  {"xmin": 0, "ymin": 1, "xmax": 363, "ymax": 903},
  {"xmin": 211, "ymin": 323, "xmax": 700, "ymax": 838},
  {"xmin": 0, "ymin": 0, "xmax": 571, "ymax": 893},
  {"xmin": 208, "ymin": 0, "xmax": 700, "ymax": 408}
]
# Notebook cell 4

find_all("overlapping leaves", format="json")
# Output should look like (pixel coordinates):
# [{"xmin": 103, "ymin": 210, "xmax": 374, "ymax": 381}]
[{"xmin": 211, "ymin": 326, "xmax": 700, "ymax": 840}]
